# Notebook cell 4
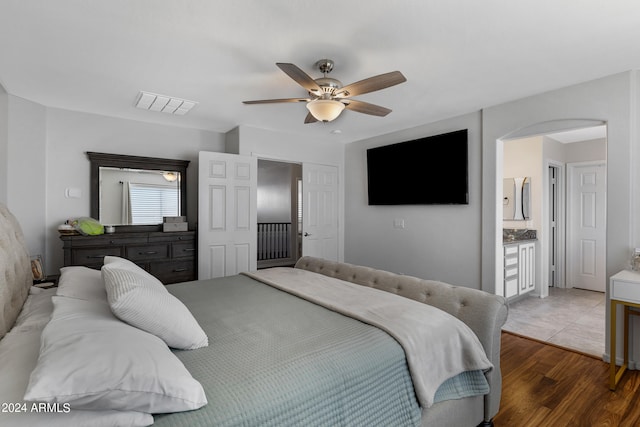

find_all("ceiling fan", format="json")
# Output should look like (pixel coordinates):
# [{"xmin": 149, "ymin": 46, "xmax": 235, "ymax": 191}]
[{"xmin": 243, "ymin": 59, "xmax": 407, "ymax": 124}]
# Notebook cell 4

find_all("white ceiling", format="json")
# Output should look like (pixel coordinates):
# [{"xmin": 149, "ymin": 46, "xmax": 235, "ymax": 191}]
[
  {"xmin": 1, "ymin": 1, "xmax": 640, "ymax": 144},
  {"xmin": 546, "ymin": 125, "xmax": 607, "ymax": 144}
]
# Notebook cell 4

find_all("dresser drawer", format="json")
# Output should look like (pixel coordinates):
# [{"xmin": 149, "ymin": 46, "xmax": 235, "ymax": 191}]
[
  {"xmin": 66, "ymin": 235, "xmax": 147, "ymax": 247},
  {"xmin": 126, "ymin": 244, "xmax": 169, "ymax": 261},
  {"xmin": 72, "ymin": 247, "xmax": 123, "ymax": 265},
  {"xmin": 504, "ymin": 245, "xmax": 518, "ymax": 255},
  {"xmin": 172, "ymin": 242, "xmax": 196, "ymax": 259},
  {"xmin": 149, "ymin": 233, "xmax": 194, "ymax": 244},
  {"xmin": 150, "ymin": 260, "xmax": 196, "ymax": 284},
  {"xmin": 61, "ymin": 231, "xmax": 197, "ymax": 285},
  {"xmin": 505, "ymin": 256, "xmax": 518, "ymax": 267},
  {"xmin": 505, "ymin": 267, "xmax": 518, "ymax": 279}
]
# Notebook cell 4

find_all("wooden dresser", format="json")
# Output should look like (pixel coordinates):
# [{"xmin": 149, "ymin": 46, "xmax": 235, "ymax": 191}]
[{"xmin": 60, "ymin": 231, "xmax": 196, "ymax": 284}]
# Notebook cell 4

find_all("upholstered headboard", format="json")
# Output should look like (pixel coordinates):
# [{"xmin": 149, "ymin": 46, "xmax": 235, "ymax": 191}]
[{"xmin": 0, "ymin": 204, "xmax": 32, "ymax": 339}]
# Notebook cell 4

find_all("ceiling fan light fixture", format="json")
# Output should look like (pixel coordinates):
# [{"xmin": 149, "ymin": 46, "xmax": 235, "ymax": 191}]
[{"xmin": 306, "ymin": 99, "xmax": 345, "ymax": 122}]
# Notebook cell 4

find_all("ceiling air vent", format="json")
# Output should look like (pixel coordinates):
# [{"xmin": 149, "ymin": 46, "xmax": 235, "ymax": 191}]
[{"xmin": 134, "ymin": 91, "xmax": 197, "ymax": 115}]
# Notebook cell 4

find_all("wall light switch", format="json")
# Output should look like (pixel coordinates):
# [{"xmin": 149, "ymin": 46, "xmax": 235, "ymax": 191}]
[
  {"xmin": 65, "ymin": 188, "xmax": 82, "ymax": 199},
  {"xmin": 393, "ymin": 218, "xmax": 405, "ymax": 229}
]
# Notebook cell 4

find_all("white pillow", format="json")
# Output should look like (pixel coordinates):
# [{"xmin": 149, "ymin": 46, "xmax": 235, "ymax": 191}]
[
  {"xmin": 56, "ymin": 266, "xmax": 107, "ymax": 302},
  {"xmin": 24, "ymin": 296, "xmax": 207, "ymax": 413},
  {"xmin": 103, "ymin": 256, "xmax": 165, "ymax": 291},
  {"xmin": 0, "ymin": 292, "xmax": 153, "ymax": 427},
  {"xmin": 102, "ymin": 264, "xmax": 208, "ymax": 350},
  {"xmin": 12, "ymin": 287, "xmax": 56, "ymax": 333}
]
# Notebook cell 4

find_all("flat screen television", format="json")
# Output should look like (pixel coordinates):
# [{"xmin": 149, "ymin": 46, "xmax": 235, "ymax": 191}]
[{"xmin": 367, "ymin": 129, "xmax": 468, "ymax": 205}]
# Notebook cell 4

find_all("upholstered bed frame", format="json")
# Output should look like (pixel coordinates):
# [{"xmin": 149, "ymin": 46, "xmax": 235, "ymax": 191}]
[
  {"xmin": 294, "ymin": 256, "xmax": 508, "ymax": 426},
  {"xmin": 0, "ymin": 202, "xmax": 507, "ymax": 426},
  {"xmin": 0, "ymin": 204, "xmax": 32, "ymax": 340}
]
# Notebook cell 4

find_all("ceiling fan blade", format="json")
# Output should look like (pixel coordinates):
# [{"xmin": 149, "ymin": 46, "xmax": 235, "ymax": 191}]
[
  {"xmin": 243, "ymin": 98, "xmax": 310, "ymax": 104},
  {"xmin": 276, "ymin": 63, "xmax": 322, "ymax": 93},
  {"xmin": 334, "ymin": 71, "xmax": 406, "ymax": 98},
  {"xmin": 343, "ymin": 99, "xmax": 392, "ymax": 116},
  {"xmin": 304, "ymin": 112, "xmax": 318, "ymax": 124}
]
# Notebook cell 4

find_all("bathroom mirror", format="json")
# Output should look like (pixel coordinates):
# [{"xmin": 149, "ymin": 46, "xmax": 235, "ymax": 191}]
[
  {"xmin": 503, "ymin": 177, "xmax": 530, "ymax": 221},
  {"xmin": 88, "ymin": 152, "xmax": 189, "ymax": 229}
]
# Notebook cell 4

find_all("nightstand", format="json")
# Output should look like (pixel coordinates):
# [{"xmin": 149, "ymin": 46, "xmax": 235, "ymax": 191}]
[
  {"xmin": 33, "ymin": 274, "xmax": 59, "ymax": 289},
  {"xmin": 609, "ymin": 269, "xmax": 640, "ymax": 390}
]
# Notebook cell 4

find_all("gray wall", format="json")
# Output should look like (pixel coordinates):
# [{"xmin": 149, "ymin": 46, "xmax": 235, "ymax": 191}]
[
  {"xmin": 44, "ymin": 107, "xmax": 225, "ymax": 273},
  {"xmin": 233, "ymin": 125, "xmax": 345, "ymax": 261},
  {"xmin": 481, "ymin": 71, "xmax": 639, "ymax": 363},
  {"xmin": 345, "ymin": 112, "xmax": 482, "ymax": 289},
  {"xmin": 0, "ymin": 83, "xmax": 8, "ymax": 206},
  {"xmin": 3, "ymin": 95, "xmax": 47, "ymax": 261},
  {"xmin": 257, "ymin": 160, "xmax": 293, "ymax": 223},
  {"xmin": 0, "ymin": 104, "xmax": 223, "ymax": 273}
]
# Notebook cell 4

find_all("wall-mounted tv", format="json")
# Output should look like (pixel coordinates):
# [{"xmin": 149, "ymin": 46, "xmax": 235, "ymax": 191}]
[{"xmin": 367, "ymin": 129, "xmax": 468, "ymax": 205}]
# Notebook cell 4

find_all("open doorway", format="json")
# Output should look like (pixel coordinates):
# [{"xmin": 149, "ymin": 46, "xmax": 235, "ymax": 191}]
[
  {"xmin": 500, "ymin": 125, "xmax": 607, "ymax": 357},
  {"xmin": 257, "ymin": 159, "xmax": 302, "ymax": 268}
]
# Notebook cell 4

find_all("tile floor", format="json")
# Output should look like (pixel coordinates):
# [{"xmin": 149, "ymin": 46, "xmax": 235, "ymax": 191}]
[{"xmin": 502, "ymin": 287, "xmax": 605, "ymax": 358}]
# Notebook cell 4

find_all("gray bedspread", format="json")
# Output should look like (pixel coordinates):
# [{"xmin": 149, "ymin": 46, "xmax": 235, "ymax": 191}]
[
  {"xmin": 156, "ymin": 274, "xmax": 420, "ymax": 427},
  {"xmin": 246, "ymin": 268, "xmax": 492, "ymax": 408},
  {"xmin": 154, "ymin": 272, "xmax": 487, "ymax": 427}
]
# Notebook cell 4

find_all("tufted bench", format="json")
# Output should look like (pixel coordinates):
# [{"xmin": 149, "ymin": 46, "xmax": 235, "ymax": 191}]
[{"xmin": 294, "ymin": 256, "xmax": 508, "ymax": 424}]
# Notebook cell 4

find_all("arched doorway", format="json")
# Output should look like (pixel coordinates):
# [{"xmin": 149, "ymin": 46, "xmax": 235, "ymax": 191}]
[{"xmin": 496, "ymin": 120, "xmax": 608, "ymax": 356}]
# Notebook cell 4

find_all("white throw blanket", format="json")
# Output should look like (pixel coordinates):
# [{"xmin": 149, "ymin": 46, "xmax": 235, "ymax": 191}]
[{"xmin": 244, "ymin": 268, "xmax": 492, "ymax": 408}]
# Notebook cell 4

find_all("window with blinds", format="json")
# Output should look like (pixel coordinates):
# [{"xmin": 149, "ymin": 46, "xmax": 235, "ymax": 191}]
[{"xmin": 129, "ymin": 183, "xmax": 180, "ymax": 224}]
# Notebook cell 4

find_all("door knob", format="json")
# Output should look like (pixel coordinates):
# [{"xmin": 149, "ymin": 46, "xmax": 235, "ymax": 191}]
[{"xmin": 304, "ymin": 232, "xmax": 312, "ymax": 237}]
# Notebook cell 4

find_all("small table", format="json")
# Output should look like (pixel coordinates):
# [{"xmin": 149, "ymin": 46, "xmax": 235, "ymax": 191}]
[{"xmin": 609, "ymin": 269, "xmax": 640, "ymax": 390}]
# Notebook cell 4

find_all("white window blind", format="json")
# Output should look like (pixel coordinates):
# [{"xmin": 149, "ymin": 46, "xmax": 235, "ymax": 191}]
[{"xmin": 129, "ymin": 183, "xmax": 180, "ymax": 225}]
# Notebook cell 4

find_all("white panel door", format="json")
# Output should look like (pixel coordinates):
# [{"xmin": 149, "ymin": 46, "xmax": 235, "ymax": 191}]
[
  {"xmin": 198, "ymin": 152, "xmax": 257, "ymax": 278},
  {"xmin": 302, "ymin": 163, "xmax": 338, "ymax": 261},
  {"xmin": 567, "ymin": 162, "xmax": 606, "ymax": 292}
]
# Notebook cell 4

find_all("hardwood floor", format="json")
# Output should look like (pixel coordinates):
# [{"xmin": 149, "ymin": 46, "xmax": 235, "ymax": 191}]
[{"xmin": 495, "ymin": 332, "xmax": 640, "ymax": 427}]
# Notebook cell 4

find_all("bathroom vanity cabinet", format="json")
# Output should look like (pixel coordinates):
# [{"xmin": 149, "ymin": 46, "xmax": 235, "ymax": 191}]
[{"xmin": 504, "ymin": 241, "xmax": 535, "ymax": 298}]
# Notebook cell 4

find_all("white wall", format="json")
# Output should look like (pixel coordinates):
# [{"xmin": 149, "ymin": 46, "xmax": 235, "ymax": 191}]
[
  {"xmin": 564, "ymin": 138, "xmax": 607, "ymax": 163},
  {"xmin": 6, "ymin": 96, "xmax": 47, "ymax": 261},
  {"xmin": 44, "ymin": 107, "xmax": 225, "ymax": 273},
  {"xmin": 344, "ymin": 112, "xmax": 482, "ymax": 289},
  {"xmin": 481, "ymin": 71, "xmax": 637, "ymax": 362},
  {"xmin": 232, "ymin": 125, "xmax": 345, "ymax": 261}
]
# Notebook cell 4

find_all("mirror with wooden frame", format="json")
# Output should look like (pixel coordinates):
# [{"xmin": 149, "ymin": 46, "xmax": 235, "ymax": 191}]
[{"xmin": 87, "ymin": 152, "xmax": 190, "ymax": 230}]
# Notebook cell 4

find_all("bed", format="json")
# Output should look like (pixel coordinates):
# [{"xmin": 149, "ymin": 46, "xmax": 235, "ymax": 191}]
[{"xmin": 0, "ymin": 203, "xmax": 508, "ymax": 426}]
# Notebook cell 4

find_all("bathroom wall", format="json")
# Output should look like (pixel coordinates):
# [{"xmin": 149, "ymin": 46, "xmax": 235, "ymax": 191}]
[
  {"xmin": 257, "ymin": 160, "xmax": 293, "ymax": 223},
  {"xmin": 503, "ymin": 136, "xmax": 543, "ymax": 233}
]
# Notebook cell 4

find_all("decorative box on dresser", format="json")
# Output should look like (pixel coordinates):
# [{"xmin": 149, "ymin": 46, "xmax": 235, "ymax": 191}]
[{"xmin": 60, "ymin": 231, "xmax": 197, "ymax": 284}]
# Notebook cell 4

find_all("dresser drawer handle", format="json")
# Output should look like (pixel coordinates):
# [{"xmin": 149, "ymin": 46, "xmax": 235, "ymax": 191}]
[
  {"xmin": 183, "ymin": 248, "xmax": 196, "ymax": 252},
  {"xmin": 173, "ymin": 268, "xmax": 188, "ymax": 272},
  {"xmin": 86, "ymin": 255, "xmax": 107, "ymax": 259},
  {"xmin": 139, "ymin": 251, "xmax": 158, "ymax": 255}
]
